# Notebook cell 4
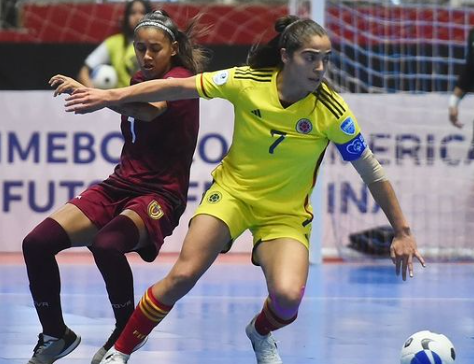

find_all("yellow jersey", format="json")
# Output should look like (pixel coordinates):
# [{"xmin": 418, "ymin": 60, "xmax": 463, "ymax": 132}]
[{"xmin": 196, "ymin": 66, "xmax": 366, "ymax": 216}]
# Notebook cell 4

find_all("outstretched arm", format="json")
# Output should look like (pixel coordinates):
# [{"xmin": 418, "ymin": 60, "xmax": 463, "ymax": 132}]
[
  {"xmin": 64, "ymin": 76, "xmax": 200, "ymax": 114},
  {"xmin": 367, "ymin": 180, "xmax": 425, "ymax": 280},
  {"xmin": 49, "ymin": 74, "xmax": 168, "ymax": 121},
  {"xmin": 351, "ymin": 149, "xmax": 425, "ymax": 280}
]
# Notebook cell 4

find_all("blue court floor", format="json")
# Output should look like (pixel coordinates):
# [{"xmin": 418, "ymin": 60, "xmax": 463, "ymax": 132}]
[{"xmin": 1, "ymin": 253, "xmax": 473, "ymax": 364}]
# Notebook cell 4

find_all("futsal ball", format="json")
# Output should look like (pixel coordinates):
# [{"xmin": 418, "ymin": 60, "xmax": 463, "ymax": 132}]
[
  {"xmin": 91, "ymin": 64, "xmax": 118, "ymax": 89},
  {"xmin": 400, "ymin": 330, "xmax": 456, "ymax": 364}
]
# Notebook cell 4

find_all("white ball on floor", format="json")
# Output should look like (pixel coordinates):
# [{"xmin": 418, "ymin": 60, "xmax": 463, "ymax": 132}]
[
  {"xmin": 400, "ymin": 330, "xmax": 456, "ymax": 364},
  {"xmin": 91, "ymin": 64, "xmax": 118, "ymax": 89}
]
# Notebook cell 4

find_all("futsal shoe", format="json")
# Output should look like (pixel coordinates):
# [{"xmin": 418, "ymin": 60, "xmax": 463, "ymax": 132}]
[
  {"xmin": 245, "ymin": 317, "xmax": 283, "ymax": 364},
  {"xmin": 91, "ymin": 336, "xmax": 148, "ymax": 364},
  {"xmin": 26, "ymin": 327, "xmax": 81, "ymax": 364},
  {"xmin": 99, "ymin": 347, "xmax": 130, "ymax": 364}
]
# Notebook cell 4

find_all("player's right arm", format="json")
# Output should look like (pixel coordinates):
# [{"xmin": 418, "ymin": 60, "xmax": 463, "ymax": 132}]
[{"xmin": 64, "ymin": 76, "xmax": 199, "ymax": 114}]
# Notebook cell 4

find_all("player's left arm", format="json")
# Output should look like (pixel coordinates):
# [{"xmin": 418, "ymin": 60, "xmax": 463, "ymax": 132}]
[
  {"xmin": 49, "ymin": 74, "xmax": 168, "ymax": 121},
  {"xmin": 325, "ymin": 93, "xmax": 425, "ymax": 280},
  {"xmin": 351, "ymin": 150, "xmax": 425, "ymax": 281},
  {"xmin": 64, "ymin": 76, "xmax": 199, "ymax": 114}
]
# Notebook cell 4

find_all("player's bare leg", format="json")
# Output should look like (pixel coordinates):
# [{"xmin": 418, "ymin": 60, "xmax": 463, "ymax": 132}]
[{"xmin": 246, "ymin": 238, "xmax": 309, "ymax": 364}]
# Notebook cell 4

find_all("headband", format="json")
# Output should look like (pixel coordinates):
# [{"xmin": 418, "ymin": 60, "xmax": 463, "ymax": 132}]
[{"xmin": 134, "ymin": 21, "xmax": 176, "ymax": 41}]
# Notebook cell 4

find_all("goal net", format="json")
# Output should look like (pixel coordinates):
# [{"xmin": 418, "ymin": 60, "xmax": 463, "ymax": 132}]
[
  {"xmin": 325, "ymin": 0, "xmax": 472, "ymax": 93},
  {"xmin": 0, "ymin": 1, "xmax": 288, "ymax": 44},
  {"xmin": 319, "ymin": 0, "xmax": 474, "ymax": 261}
]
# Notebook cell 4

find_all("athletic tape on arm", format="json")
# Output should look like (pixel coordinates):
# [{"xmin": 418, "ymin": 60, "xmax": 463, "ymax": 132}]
[{"xmin": 351, "ymin": 148, "xmax": 387, "ymax": 185}]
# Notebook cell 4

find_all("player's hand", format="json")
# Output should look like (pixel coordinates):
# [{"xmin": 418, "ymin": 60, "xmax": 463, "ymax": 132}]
[
  {"xmin": 449, "ymin": 106, "xmax": 463, "ymax": 128},
  {"xmin": 64, "ymin": 88, "xmax": 111, "ymax": 114},
  {"xmin": 390, "ymin": 231, "xmax": 425, "ymax": 281},
  {"xmin": 49, "ymin": 74, "xmax": 84, "ymax": 97}
]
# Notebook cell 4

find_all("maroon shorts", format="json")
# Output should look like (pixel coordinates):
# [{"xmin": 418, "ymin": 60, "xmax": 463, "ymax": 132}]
[{"xmin": 69, "ymin": 181, "xmax": 176, "ymax": 262}]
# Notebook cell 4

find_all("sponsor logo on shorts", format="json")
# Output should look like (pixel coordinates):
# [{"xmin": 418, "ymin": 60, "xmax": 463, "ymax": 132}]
[
  {"xmin": 207, "ymin": 192, "xmax": 222, "ymax": 204},
  {"xmin": 147, "ymin": 200, "xmax": 164, "ymax": 220},
  {"xmin": 296, "ymin": 118, "xmax": 313, "ymax": 134}
]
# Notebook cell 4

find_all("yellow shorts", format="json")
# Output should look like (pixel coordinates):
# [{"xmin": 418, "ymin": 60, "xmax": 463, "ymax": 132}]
[{"xmin": 193, "ymin": 182, "xmax": 312, "ymax": 265}]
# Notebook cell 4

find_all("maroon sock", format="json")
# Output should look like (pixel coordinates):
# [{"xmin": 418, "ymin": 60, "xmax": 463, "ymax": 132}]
[
  {"xmin": 89, "ymin": 215, "xmax": 140, "ymax": 348},
  {"xmin": 22, "ymin": 218, "xmax": 71, "ymax": 337}
]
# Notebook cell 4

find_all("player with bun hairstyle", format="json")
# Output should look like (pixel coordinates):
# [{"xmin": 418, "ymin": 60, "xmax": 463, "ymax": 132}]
[
  {"xmin": 23, "ymin": 10, "xmax": 208, "ymax": 364},
  {"xmin": 64, "ymin": 15, "xmax": 425, "ymax": 364}
]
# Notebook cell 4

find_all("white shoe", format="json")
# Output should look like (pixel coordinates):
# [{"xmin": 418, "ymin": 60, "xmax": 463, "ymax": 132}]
[
  {"xmin": 99, "ymin": 348, "xmax": 130, "ymax": 364},
  {"xmin": 245, "ymin": 317, "xmax": 283, "ymax": 364},
  {"xmin": 91, "ymin": 337, "xmax": 147, "ymax": 364}
]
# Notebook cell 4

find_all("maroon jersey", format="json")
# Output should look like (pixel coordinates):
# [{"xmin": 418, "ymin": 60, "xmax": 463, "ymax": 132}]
[{"xmin": 109, "ymin": 66, "xmax": 199, "ymax": 222}]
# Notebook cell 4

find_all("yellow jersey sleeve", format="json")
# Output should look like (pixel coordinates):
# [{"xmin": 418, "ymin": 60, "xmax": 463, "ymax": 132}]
[
  {"xmin": 195, "ymin": 67, "xmax": 241, "ymax": 103},
  {"xmin": 322, "ymin": 89, "xmax": 368, "ymax": 161}
]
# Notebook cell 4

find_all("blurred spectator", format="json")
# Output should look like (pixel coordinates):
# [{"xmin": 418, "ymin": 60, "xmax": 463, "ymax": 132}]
[
  {"xmin": 78, "ymin": 0, "xmax": 153, "ymax": 88},
  {"xmin": 0, "ymin": 0, "xmax": 19, "ymax": 29},
  {"xmin": 449, "ymin": 27, "xmax": 474, "ymax": 128}
]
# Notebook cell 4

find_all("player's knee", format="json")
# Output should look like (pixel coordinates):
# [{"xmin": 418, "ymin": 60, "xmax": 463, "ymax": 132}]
[
  {"xmin": 22, "ymin": 227, "xmax": 58, "ymax": 256},
  {"xmin": 22, "ymin": 218, "xmax": 71, "ymax": 257},
  {"xmin": 270, "ymin": 284, "xmax": 305, "ymax": 311},
  {"xmin": 92, "ymin": 231, "xmax": 121, "ymax": 254},
  {"xmin": 91, "ymin": 216, "xmax": 140, "ymax": 255},
  {"xmin": 22, "ymin": 232, "xmax": 44, "ymax": 256},
  {"xmin": 165, "ymin": 268, "xmax": 200, "ymax": 295}
]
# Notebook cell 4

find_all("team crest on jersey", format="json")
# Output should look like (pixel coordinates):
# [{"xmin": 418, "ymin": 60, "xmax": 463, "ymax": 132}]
[
  {"xmin": 340, "ymin": 117, "xmax": 356, "ymax": 135},
  {"xmin": 212, "ymin": 70, "xmax": 229, "ymax": 86},
  {"xmin": 147, "ymin": 200, "xmax": 164, "ymax": 220},
  {"xmin": 207, "ymin": 192, "xmax": 222, "ymax": 204},
  {"xmin": 295, "ymin": 118, "xmax": 313, "ymax": 134}
]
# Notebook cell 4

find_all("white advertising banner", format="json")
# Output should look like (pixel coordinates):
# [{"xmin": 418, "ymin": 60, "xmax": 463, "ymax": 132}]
[
  {"xmin": 0, "ymin": 92, "xmax": 253, "ymax": 253},
  {"xmin": 1, "ymin": 92, "xmax": 473, "ymax": 260}
]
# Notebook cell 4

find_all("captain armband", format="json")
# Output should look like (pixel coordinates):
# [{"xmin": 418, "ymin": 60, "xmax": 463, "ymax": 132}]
[{"xmin": 351, "ymin": 148, "xmax": 388, "ymax": 185}]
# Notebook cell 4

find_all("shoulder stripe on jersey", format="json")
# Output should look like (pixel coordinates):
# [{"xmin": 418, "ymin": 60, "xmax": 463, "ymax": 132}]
[
  {"xmin": 320, "ymin": 89, "xmax": 345, "ymax": 115},
  {"xmin": 236, "ymin": 67, "xmax": 274, "ymax": 73},
  {"xmin": 234, "ymin": 72, "xmax": 272, "ymax": 79},
  {"xmin": 235, "ymin": 70, "xmax": 273, "ymax": 77},
  {"xmin": 318, "ymin": 96, "xmax": 343, "ymax": 118},
  {"xmin": 200, "ymin": 74, "xmax": 210, "ymax": 98},
  {"xmin": 320, "ymin": 88, "xmax": 345, "ymax": 110},
  {"xmin": 234, "ymin": 76, "xmax": 272, "ymax": 82},
  {"xmin": 318, "ymin": 93, "xmax": 345, "ymax": 118}
]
